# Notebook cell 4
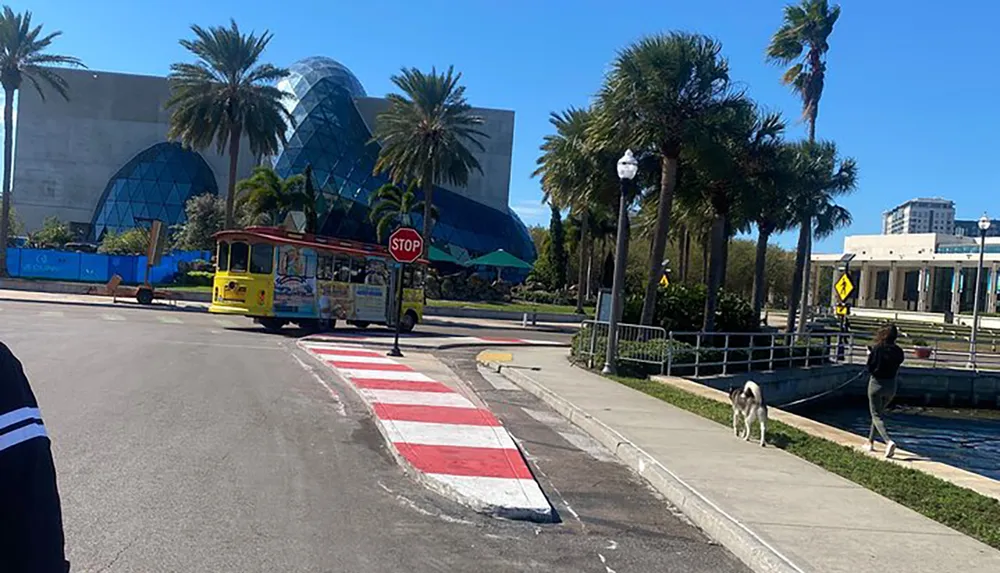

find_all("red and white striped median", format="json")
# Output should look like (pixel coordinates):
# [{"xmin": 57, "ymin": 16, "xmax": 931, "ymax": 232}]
[{"xmin": 299, "ymin": 340, "xmax": 553, "ymax": 521}]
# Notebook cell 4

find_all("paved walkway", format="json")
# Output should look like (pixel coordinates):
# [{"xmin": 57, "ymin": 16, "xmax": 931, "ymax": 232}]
[{"xmin": 487, "ymin": 347, "xmax": 1000, "ymax": 573}]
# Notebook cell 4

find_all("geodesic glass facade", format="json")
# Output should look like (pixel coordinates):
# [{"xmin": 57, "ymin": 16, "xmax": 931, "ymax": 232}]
[
  {"xmin": 273, "ymin": 56, "xmax": 536, "ymax": 263},
  {"xmin": 90, "ymin": 142, "xmax": 218, "ymax": 240}
]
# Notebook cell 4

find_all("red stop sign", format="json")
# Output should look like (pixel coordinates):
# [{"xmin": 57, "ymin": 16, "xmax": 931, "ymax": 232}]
[{"xmin": 388, "ymin": 227, "xmax": 424, "ymax": 263}]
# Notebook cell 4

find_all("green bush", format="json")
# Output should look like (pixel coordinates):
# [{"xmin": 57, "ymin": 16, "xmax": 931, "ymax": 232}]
[
  {"xmin": 98, "ymin": 228, "xmax": 149, "ymax": 255},
  {"xmin": 175, "ymin": 270, "xmax": 214, "ymax": 287},
  {"xmin": 622, "ymin": 283, "xmax": 757, "ymax": 334}
]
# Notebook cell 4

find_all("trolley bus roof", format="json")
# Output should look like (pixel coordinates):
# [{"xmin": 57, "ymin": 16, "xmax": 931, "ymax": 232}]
[{"xmin": 214, "ymin": 226, "xmax": 429, "ymax": 264}]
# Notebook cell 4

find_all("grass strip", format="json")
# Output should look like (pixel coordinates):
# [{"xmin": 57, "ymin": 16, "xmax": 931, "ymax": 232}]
[
  {"xmin": 609, "ymin": 375, "xmax": 1000, "ymax": 550},
  {"xmin": 428, "ymin": 298, "xmax": 593, "ymax": 316}
]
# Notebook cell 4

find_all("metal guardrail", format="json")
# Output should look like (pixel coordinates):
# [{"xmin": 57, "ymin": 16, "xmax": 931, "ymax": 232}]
[
  {"xmin": 577, "ymin": 320, "xmax": 669, "ymax": 372},
  {"xmin": 576, "ymin": 321, "xmax": 856, "ymax": 378},
  {"xmin": 663, "ymin": 331, "xmax": 854, "ymax": 378}
]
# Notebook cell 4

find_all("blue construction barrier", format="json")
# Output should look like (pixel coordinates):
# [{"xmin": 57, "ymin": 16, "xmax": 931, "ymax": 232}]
[{"xmin": 4, "ymin": 247, "xmax": 211, "ymax": 285}]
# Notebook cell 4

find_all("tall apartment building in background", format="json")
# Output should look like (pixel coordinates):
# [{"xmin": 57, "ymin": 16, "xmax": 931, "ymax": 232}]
[{"xmin": 881, "ymin": 198, "xmax": 955, "ymax": 234}]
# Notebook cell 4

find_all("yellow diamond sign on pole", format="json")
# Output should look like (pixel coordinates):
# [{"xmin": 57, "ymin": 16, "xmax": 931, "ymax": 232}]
[
  {"xmin": 659, "ymin": 273, "xmax": 670, "ymax": 287},
  {"xmin": 835, "ymin": 273, "xmax": 855, "ymax": 301}
]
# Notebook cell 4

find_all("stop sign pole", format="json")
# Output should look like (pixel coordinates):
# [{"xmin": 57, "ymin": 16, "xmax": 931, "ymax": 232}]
[{"xmin": 387, "ymin": 227, "xmax": 424, "ymax": 357}]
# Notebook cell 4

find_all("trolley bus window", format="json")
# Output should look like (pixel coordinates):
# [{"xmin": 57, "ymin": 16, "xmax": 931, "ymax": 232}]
[
  {"xmin": 403, "ymin": 266, "xmax": 426, "ymax": 289},
  {"xmin": 334, "ymin": 254, "xmax": 352, "ymax": 282},
  {"xmin": 230, "ymin": 242, "xmax": 249, "ymax": 273},
  {"xmin": 250, "ymin": 243, "xmax": 274, "ymax": 275},
  {"xmin": 350, "ymin": 256, "xmax": 366, "ymax": 284},
  {"xmin": 364, "ymin": 258, "xmax": 388, "ymax": 285},
  {"xmin": 317, "ymin": 254, "xmax": 334, "ymax": 281},
  {"xmin": 217, "ymin": 242, "xmax": 230, "ymax": 271}
]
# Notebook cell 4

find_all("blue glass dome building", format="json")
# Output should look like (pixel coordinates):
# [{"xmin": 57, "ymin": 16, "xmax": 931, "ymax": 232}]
[
  {"xmin": 273, "ymin": 56, "xmax": 536, "ymax": 263},
  {"xmin": 90, "ymin": 142, "xmax": 218, "ymax": 240}
]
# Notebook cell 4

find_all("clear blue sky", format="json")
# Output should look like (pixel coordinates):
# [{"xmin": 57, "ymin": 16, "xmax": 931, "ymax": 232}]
[{"xmin": 8, "ymin": 0, "xmax": 1000, "ymax": 253}]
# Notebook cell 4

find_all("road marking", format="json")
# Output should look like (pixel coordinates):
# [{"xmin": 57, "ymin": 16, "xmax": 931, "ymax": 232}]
[
  {"xmin": 337, "ymin": 368, "xmax": 433, "ymax": 382},
  {"xmin": 360, "ymin": 388, "xmax": 475, "ymax": 408},
  {"xmin": 477, "ymin": 366, "xmax": 519, "ymax": 391},
  {"xmin": 557, "ymin": 431, "xmax": 618, "ymax": 463},
  {"xmin": 521, "ymin": 407, "xmax": 567, "ymax": 427},
  {"xmin": 39, "ymin": 310, "xmax": 64, "ymax": 318},
  {"xmin": 157, "ymin": 315, "xmax": 183, "ymax": 324},
  {"xmin": 382, "ymin": 420, "xmax": 517, "ymax": 450},
  {"xmin": 101, "ymin": 314, "xmax": 126, "ymax": 321}
]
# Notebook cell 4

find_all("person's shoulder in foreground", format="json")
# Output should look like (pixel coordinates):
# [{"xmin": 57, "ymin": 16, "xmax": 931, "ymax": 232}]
[{"xmin": 0, "ymin": 341, "xmax": 70, "ymax": 573}]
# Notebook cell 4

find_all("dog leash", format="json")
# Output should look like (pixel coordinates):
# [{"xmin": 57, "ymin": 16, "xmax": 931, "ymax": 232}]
[{"xmin": 774, "ymin": 368, "xmax": 868, "ymax": 409}]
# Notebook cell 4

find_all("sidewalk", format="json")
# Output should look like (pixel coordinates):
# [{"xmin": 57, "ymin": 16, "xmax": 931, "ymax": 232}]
[{"xmin": 485, "ymin": 347, "xmax": 1000, "ymax": 573}]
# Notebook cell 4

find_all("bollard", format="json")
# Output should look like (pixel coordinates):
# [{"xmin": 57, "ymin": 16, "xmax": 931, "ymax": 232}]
[
  {"xmin": 531, "ymin": 309, "xmax": 537, "ymax": 326},
  {"xmin": 522, "ymin": 312, "xmax": 528, "ymax": 327}
]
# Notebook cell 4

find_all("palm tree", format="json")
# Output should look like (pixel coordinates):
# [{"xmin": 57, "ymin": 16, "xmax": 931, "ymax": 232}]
[
  {"xmin": 783, "ymin": 140, "xmax": 857, "ymax": 333},
  {"xmin": 300, "ymin": 164, "xmax": 319, "ymax": 234},
  {"xmin": 594, "ymin": 32, "xmax": 737, "ymax": 326},
  {"xmin": 372, "ymin": 66, "xmax": 488, "ymax": 254},
  {"xmin": 767, "ymin": 0, "xmax": 841, "ymax": 331},
  {"xmin": 0, "ymin": 7, "xmax": 83, "ymax": 276},
  {"xmin": 749, "ymin": 145, "xmax": 796, "ymax": 319},
  {"xmin": 534, "ymin": 106, "xmax": 618, "ymax": 313},
  {"xmin": 368, "ymin": 182, "xmax": 437, "ymax": 244},
  {"xmin": 236, "ymin": 166, "xmax": 306, "ymax": 227},
  {"xmin": 685, "ymin": 101, "xmax": 785, "ymax": 331},
  {"xmin": 165, "ymin": 20, "xmax": 293, "ymax": 230}
]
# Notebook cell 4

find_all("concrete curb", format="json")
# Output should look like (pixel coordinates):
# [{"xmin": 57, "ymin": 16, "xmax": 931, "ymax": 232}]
[
  {"xmin": 480, "ymin": 359, "xmax": 804, "ymax": 573},
  {"xmin": 298, "ymin": 341, "xmax": 555, "ymax": 523}
]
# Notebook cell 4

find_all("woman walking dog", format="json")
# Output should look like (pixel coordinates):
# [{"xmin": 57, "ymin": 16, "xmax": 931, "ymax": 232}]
[{"xmin": 865, "ymin": 324, "xmax": 905, "ymax": 458}]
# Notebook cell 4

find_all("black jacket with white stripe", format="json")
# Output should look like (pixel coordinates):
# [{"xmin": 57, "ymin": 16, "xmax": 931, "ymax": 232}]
[{"xmin": 0, "ymin": 341, "xmax": 69, "ymax": 573}]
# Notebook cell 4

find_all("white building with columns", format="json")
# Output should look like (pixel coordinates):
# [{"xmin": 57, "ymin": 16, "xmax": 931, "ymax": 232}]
[{"xmin": 811, "ymin": 233, "xmax": 1000, "ymax": 318}]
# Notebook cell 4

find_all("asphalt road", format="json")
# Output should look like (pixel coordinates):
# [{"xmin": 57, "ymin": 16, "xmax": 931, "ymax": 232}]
[{"xmin": 0, "ymin": 298, "xmax": 744, "ymax": 573}]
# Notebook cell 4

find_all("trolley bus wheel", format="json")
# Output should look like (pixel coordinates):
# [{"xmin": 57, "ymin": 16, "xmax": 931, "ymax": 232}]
[
  {"xmin": 399, "ymin": 311, "xmax": 417, "ymax": 334},
  {"xmin": 351, "ymin": 321, "xmax": 370, "ymax": 329},
  {"xmin": 259, "ymin": 318, "xmax": 287, "ymax": 333},
  {"xmin": 136, "ymin": 287, "xmax": 154, "ymax": 305}
]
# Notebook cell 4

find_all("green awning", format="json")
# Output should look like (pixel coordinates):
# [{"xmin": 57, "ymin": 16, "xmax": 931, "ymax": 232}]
[
  {"xmin": 428, "ymin": 245, "xmax": 462, "ymax": 265},
  {"xmin": 466, "ymin": 249, "xmax": 533, "ymax": 270}
]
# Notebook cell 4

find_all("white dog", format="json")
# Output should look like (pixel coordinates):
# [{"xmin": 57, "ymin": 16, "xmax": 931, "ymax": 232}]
[{"xmin": 730, "ymin": 381, "xmax": 768, "ymax": 447}]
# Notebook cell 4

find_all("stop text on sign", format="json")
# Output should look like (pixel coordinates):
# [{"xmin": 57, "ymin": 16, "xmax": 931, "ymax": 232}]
[{"xmin": 388, "ymin": 227, "xmax": 423, "ymax": 263}]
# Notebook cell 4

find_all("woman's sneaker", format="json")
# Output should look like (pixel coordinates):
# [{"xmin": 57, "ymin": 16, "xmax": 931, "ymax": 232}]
[{"xmin": 884, "ymin": 441, "xmax": 897, "ymax": 459}]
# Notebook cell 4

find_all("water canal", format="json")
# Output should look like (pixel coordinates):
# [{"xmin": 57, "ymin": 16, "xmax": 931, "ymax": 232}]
[{"xmin": 798, "ymin": 403, "xmax": 1000, "ymax": 480}]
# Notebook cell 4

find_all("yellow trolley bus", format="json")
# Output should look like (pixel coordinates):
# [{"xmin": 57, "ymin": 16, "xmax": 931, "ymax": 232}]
[{"xmin": 209, "ymin": 227, "xmax": 426, "ymax": 333}]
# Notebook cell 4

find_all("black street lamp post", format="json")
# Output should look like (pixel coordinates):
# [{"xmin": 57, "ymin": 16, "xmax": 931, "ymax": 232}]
[{"xmin": 602, "ymin": 149, "xmax": 638, "ymax": 375}]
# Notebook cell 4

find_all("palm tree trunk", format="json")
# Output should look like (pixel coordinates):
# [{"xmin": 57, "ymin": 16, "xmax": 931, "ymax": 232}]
[
  {"xmin": 0, "ymin": 87, "xmax": 15, "ymax": 277},
  {"xmin": 719, "ymin": 218, "xmax": 732, "ymax": 287},
  {"xmin": 786, "ymin": 217, "xmax": 809, "ymax": 333},
  {"xmin": 421, "ymin": 169, "xmax": 434, "ymax": 257},
  {"xmin": 681, "ymin": 227, "xmax": 691, "ymax": 282},
  {"xmin": 751, "ymin": 226, "xmax": 771, "ymax": 320},
  {"xmin": 224, "ymin": 126, "xmax": 242, "ymax": 230},
  {"xmin": 797, "ymin": 224, "xmax": 813, "ymax": 333},
  {"xmin": 640, "ymin": 156, "xmax": 679, "ymax": 325},
  {"xmin": 703, "ymin": 214, "xmax": 727, "ymax": 332},
  {"xmin": 575, "ymin": 209, "xmax": 589, "ymax": 314},
  {"xmin": 701, "ymin": 234, "xmax": 710, "ymax": 283}
]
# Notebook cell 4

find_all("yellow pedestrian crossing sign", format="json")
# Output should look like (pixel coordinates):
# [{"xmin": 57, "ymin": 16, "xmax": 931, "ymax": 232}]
[
  {"xmin": 835, "ymin": 273, "xmax": 854, "ymax": 301},
  {"xmin": 659, "ymin": 273, "xmax": 670, "ymax": 287}
]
